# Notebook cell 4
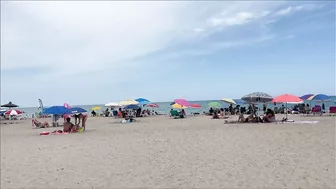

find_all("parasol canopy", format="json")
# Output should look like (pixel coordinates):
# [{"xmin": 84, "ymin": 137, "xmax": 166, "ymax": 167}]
[
  {"xmin": 1, "ymin": 102, "xmax": 19, "ymax": 108},
  {"xmin": 174, "ymin": 99, "xmax": 191, "ymax": 107},
  {"xmin": 147, "ymin": 103, "xmax": 159, "ymax": 108},
  {"xmin": 300, "ymin": 94, "xmax": 314, "ymax": 100},
  {"xmin": 307, "ymin": 94, "xmax": 330, "ymax": 101},
  {"xmin": 91, "ymin": 106, "xmax": 102, "ymax": 111},
  {"xmin": 43, "ymin": 106, "xmax": 71, "ymax": 115},
  {"xmin": 272, "ymin": 94, "xmax": 303, "ymax": 103},
  {"xmin": 105, "ymin": 102, "xmax": 121, "ymax": 107},
  {"xmin": 208, "ymin": 101, "xmax": 221, "ymax": 108},
  {"xmin": 70, "ymin": 107, "xmax": 87, "ymax": 114},
  {"xmin": 119, "ymin": 99, "xmax": 139, "ymax": 106},
  {"xmin": 241, "ymin": 92, "xmax": 273, "ymax": 103},
  {"xmin": 5, "ymin": 109, "xmax": 22, "ymax": 115},
  {"xmin": 221, "ymin": 98, "xmax": 236, "ymax": 105},
  {"xmin": 123, "ymin": 104, "xmax": 140, "ymax": 110},
  {"xmin": 191, "ymin": 104, "xmax": 202, "ymax": 108},
  {"xmin": 172, "ymin": 103, "xmax": 187, "ymax": 109}
]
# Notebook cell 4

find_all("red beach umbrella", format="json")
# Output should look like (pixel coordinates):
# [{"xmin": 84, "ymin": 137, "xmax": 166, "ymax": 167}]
[
  {"xmin": 191, "ymin": 104, "xmax": 202, "ymax": 108},
  {"xmin": 272, "ymin": 94, "xmax": 303, "ymax": 103},
  {"xmin": 272, "ymin": 94, "xmax": 303, "ymax": 120},
  {"xmin": 5, "ymin": 109, "xmax": 22, "ymax": 115},
  {"xmin": 147, "ymin": 103, "xmax": 159, "ymax": 108}
]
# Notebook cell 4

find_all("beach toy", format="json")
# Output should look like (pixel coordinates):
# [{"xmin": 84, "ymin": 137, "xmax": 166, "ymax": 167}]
[
  {"xmin": 40, "ymin": 131, "xmax": 50, "ymax": 136},
  {"xmin": 76, "ymin": 127, "xmax": 84, "ymax": 132}
]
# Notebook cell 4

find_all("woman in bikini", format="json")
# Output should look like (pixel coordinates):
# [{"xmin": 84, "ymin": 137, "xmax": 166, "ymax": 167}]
[{"xmin": 76, "ymin": 113, "xmax": 88, "ymax": 131}]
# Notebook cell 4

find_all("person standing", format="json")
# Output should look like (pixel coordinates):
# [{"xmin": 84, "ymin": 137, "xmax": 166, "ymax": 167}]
[{"xmin": 263, "ymin": 102, "xmax": 267, "ymax": 114}]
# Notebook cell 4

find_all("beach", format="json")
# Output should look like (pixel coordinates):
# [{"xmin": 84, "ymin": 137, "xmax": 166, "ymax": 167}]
[{"xmin": 1, "ymin": 115, "xmax": 335, "ymax": 188}]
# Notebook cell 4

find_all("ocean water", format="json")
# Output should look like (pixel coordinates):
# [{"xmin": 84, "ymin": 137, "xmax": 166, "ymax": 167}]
[{"xmin": 14, "ymin": 96, "xmax": 336, "ymax": 118}]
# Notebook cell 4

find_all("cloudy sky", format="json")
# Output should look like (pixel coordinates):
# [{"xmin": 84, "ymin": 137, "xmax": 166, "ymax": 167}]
[{"xmin": 1, "ymin": 1, "xmax": 335, "ymax": 107}]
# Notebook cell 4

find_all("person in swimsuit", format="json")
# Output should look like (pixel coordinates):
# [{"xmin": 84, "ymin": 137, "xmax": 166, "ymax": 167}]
[
  {"xmin": 77, "ymin": 113, "xmax": 88, "ymax": 131},
  {"xmin": 63, "ymin": 117, "xmax": 74, "ymax": 132}
]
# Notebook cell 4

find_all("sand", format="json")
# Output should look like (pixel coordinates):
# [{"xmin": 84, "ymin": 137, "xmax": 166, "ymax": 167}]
[{"xmin": 1, "ymin": 115, "xmax": 335, "ymax": 188}]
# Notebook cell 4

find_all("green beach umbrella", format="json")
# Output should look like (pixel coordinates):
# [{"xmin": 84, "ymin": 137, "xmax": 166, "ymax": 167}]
[{"xmin": 208, "ymin": 101, "xmax": 221, "ymax": 108}]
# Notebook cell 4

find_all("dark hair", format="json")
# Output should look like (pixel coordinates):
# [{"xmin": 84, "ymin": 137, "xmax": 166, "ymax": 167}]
[{"xmin": 66, "ymin": 117, "xmax": 71, "ymax": 122}]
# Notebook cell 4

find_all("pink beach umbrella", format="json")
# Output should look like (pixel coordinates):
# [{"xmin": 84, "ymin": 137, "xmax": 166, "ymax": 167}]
[{"xmin": 174, "ymin": 99, "xmax": 191, "ymax": 107}]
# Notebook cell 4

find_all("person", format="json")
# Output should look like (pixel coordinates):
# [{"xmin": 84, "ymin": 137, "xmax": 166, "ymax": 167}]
[
  {"xmin": 238, "ymin": 113, "xmax": 245, "ymax": 123},
  {"xmin": 63, "ymin": 117, "xmax": 75, "ymax": 132},
  {"xmin": 76, "ymin": 113, "xmax": 88, "ymax": 131},
  {"xmin": 180, "ymin": 109, "xmax": 186, "ymax": 118},
  {"xmin": 322, "ymin": 103, "xmax": 325, "ymax": 112},
  {"xmin": 209, "ymin": 107, "xmax": 214, "ymax": 115},
  {"xmin": 263, "ymin": 102, "xmax": 267, "ymax": 113},
  {"xmin": 219, "ymin": 108, "xmax": 225, "ymax": 119},
  {"xmin": 117, "ymin": 108, "xmax": 123, "ymax": 118},
  {"xmin": 263, "ymin": 109, "xmax": 275, "ymax": 123},
  {"xmin": 212, "ymin": 110, "xmax": 219, "ymax": 119},
  {"xmin": 91, "ymin": 110, "xmax": 96, "ymax": 117}
]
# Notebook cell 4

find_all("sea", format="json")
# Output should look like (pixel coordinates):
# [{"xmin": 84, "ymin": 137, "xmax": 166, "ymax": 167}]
[{"xmin": 13, "ymin": 96, "xmax": 336, "ymax": 118}]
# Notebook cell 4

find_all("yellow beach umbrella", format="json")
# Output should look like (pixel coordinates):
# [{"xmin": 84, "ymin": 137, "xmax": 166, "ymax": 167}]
[
  {"xmin": 172, "ymin": 103, "xmax": 187, "ymax": 109},
  {"xmin": 221, "ymin": 98, "xmax": 237, "ymax": 105},
  {"xmin": 91, "ymin": 106, "xmax": 101, "ymax": 111},
  {"xmin": 119, "ymin": 99, "xmax": 139, "ymax": 106}
]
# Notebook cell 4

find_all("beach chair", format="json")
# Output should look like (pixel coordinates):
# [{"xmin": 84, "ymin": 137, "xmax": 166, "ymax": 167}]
[
  {"xmin": 329, "ymin": 106, "xmax": 336, "ymax": 116},
  {"xmin": 312, "ymin": 105, "xmax": 322, "ymax": 116},
  {"xmin": 170, "ymin": 110, "xmax": 181, "ymax": 119}
]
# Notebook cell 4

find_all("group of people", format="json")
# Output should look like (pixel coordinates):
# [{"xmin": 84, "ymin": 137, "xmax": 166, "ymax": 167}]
[{"xmin": 32, "ymin": 113, "xmax": 88, "ymax": 133}]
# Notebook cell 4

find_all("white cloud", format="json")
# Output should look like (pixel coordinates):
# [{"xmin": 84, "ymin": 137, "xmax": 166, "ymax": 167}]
[
  {"xmin": 0, "ymin": 1, "xmax": 326, "ymax": 106},
  {"xmin": 274, "ymin": 4, "xmax": 323, "ymax": 16}
]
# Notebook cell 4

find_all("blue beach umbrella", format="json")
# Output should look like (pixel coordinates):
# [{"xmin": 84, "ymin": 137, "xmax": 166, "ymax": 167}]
[
  {"xmin": 307, "ymin": 94, "xmax": 330, "ymax": 101},
  {"xmin": 43, "ymin": 106, "xmax": 72, "ymax": 115},
  {"xmin": 233, "ymin": 99, "xmax": 247, "ymax": 105},
  {"xmin": 123, "ymin": 104, "xmax": 140, "ymax": 110},
  {"xmin": 70, "ymin": 107, "xmax": 87, "ymax": 114},
  {"xmin": 135, "ymin": 98, "xmax": 150, "ymax": 105}
]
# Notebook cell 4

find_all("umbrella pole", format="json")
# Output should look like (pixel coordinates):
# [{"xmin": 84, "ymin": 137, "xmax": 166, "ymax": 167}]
[{"xmin": 286, "ymin": 102, "xmax": 288, "ymax": 120}]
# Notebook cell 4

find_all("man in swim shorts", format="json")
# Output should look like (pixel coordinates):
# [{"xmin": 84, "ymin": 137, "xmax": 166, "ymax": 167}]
[{"xmin": 76, "ymin": 113, "xmax": 88, "ymax": 131}]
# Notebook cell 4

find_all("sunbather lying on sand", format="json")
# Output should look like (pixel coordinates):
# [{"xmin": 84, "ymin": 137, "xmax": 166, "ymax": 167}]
[
  {"xmin": 32, "ymin": 119, "xmax": 49, "ymax": 128},
  {"xmin": 263, "ymin": 109, "xmax": 276, "ymax": 123}
]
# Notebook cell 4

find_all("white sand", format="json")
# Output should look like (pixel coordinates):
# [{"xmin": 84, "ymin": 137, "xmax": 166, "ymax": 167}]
[{"xmin": 1, "ymin": 115, "xmax": 335, "ymax": 188}]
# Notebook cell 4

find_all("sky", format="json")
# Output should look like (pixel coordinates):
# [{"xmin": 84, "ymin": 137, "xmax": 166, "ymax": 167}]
[{"xmin": 1, "ymin": 1, "xmax": 335, "ymax": 107}]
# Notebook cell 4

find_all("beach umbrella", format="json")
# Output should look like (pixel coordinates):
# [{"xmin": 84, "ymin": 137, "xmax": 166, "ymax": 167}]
[
  {"xmin": 105, "ymin": 102, "xmax": 121, "ymax": 107},
  {"xmin": 1, "ymin": 102, "xmax": 19, "ymax": 108},
  {"xmin": 272, "ymin": 94, "xmax": 303, "ymax": 119},
  {"xmin": 70, "ymin": 107, "xmax": 87, "ymax": 114},
  {"xmin": 241, "ymin": 92, "xmax": 273, "ymax": 103},
  {"xmin": 147, "ymin": 103, "xmax": 159, "ymax": 108},
  {"xmin": 208, "ymin": 101, "xmax": 221, "ymax": 108},
  {"xmin": 221, "ymin": 98, "xmax": 236, "ymax": 105},
  {"xmin": 233, "ymin": 99, "xmax": 247, "ymax": 105},
  {"xmin": 91, "ymin": 106, "xmax": 102, "ymax": 111},
  {"xmin": 0, "ymin": 108, "xmax": 7, "ymax": 115},
  {"xmin": 272, "ymin": 94, "xmax": 303, "ymax": 104},
  {"xmin": 43, "ymin": 106, "xmax": 71, "ymax": 115},
  {"xmin": 119, "ymin": 99, "xmax": 139, "ymax": 106},
  {"xmin": 174, "ymin": 99, "xmax": 191, "ymax": 107},
  {"xmin": 300, "ymin": 94, "xmax": 314, "ymax": 100},
  {"xmin": 123, "ymin": 104, "xmax": 140, "ymax": 110},
  {"xmin": 307, "ymin": 94, "xmax": 330, "ymax": 101},
  {"xmin": 135, "ymin": 98, "xmax": 150, "ymax": 105},
  {"xmin": 191, "ymin": 104, "xmax": 202, "ymax": 108},
  {"xmin": 172, "ymin": 103, "xmax": 187, "ymax": 109},
  {"xmin": 5, "ymin": 109, "xmax": 22, "ymax": 115}
]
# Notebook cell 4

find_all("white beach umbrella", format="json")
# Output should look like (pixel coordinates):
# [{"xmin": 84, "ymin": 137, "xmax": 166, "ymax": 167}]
[{"xmin": 105, "ymin": 102, "xmax": 121, "ymax": 107}]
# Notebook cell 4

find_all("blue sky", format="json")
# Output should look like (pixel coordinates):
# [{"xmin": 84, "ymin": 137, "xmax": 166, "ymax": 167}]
[{"xmin": 1, "ymin": 1, "xmax": 335, "ymax": 107}]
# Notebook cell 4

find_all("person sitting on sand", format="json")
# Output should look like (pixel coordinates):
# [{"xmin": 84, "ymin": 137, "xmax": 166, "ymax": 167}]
[
  {"xmin": 263, "ymin": 109, "xmax": 276, "ymax": 123},
  {"xmin": 212, "ymin": 110, "xmax": 219, "ymax": 119},
  {"xmin": 63, "ymin": 117, "xmax": 75, "ymax": 132}
]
